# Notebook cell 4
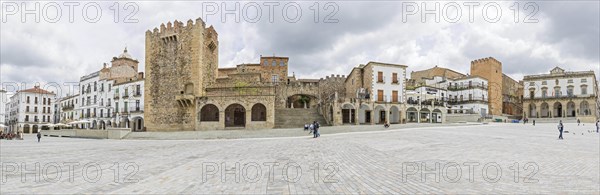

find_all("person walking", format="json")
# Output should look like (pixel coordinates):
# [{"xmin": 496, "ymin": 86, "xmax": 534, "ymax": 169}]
[
  {"xmin": 309, "ymin": 123, "xmax": 314, "ymax": 134},
  {"xmin": 36, "ymin": 132, "xmax": 41, "ymax": 142},
  {"xmin": 596, "ymin": 120, "xmax": 599, "ymax": 133},
  {"xmin": 577, "ymin": 119, "xmax": 581, "ymax": 126},
  {"xmin": 558, "ymin": 120, "xmax": 564, "ymax": 140},
  {"xmin": 314, "ymin": 121, "xmax": 320, "ymax": 138},
  {"xmin": 533, "ymin": 119, "xmax": 535, "ymax": 126}
]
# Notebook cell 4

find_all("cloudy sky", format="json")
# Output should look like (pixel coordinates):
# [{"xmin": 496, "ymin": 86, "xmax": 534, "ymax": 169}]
[{"xmin": 1, "ymin": 1, "xmax": 599, "ymax": 96}]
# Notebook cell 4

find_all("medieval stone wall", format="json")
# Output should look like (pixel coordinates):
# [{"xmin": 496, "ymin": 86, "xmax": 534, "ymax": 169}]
[
  {"xmin": 470, "ymin": 57, "xmax": 503, "ymax": 115},
  {"xmin": 144, "ymin": 18, "xmax": 218, "ymax": 131},
  {"xmin": 319, "ymin": 74, "xmax": 347, "ymax": 102},
  {"xmin": 196, "ymin": 96, "xmax": 275, "ymax": 130},
  {"xmin": 345, "ymin": 68, "xmax": 363, "ymax": 99}
]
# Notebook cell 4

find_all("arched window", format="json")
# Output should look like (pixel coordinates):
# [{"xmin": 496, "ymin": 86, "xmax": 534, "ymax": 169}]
[
  {"xmin": 200, "ymin": 104, "xmax": 219, "ymax": 121},
  {"xmin": 251, "ymin": 103, "xmax": 267, "ymax": 121}
]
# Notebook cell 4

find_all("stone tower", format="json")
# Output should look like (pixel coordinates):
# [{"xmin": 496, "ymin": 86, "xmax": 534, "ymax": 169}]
[
  {"xmin": 144, "ymin": 18, "xmax": 219, "ymax": 131},
  {"xmin": 470, "ymin": 57, "xmax": 502, "ymax": 116}
]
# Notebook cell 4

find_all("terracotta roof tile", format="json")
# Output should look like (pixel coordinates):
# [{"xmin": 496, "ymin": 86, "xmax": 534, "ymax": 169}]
[{"xmin": 19, "ymin": 87, "xmax": 55, "ymax": 95}]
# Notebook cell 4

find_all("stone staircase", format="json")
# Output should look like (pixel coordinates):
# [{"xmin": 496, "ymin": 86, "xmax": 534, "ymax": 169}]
[
  {"xmin": 274, "ymin": 108, "xmax": 328, "ymax": 128},
  {"xmin": 529, "ymin": 117, "xmax": 578, "ymax": 123}
]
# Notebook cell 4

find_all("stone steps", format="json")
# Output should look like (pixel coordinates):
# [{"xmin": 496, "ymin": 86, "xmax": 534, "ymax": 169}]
[
  {"xmin": 529, "ymin": 117, "xmax": 578, "ymax": 123},
  {"xmin": 274, "ymin": 108, "xmax": 328, "ymax": 128}
]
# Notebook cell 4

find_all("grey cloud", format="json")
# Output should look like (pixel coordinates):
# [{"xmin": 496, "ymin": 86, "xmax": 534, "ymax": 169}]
[
  {"xmin": 2, "ymin": 1, "xmax": 598, "ymax": 91},
  {"xmin": 536, "ymin": 1, "xmax": 600, "ymax": 61}
]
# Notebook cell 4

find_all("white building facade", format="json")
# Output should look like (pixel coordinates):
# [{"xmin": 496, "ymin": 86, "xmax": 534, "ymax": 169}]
[
  {"xmin": 340, "ymin": 62, "xmax": 408, "ymax": 125},
  {"xmin": 1, "ymin": 89, "xmax": 6, "ymax": 126},
  {"xmin": 405, "ymin": 86, "xmax": 447, "ymax": 123},
  {"xmin": 113, "ymin": 78, "xmax": 145, "ymax": 131},
  {"xmin": 6, "ymin": 86, "xmax": 57, "ymax": 133},
  {"xmin": 446, "ymin": 76, "xmax": 489, "ymax": 116},
  {"xmin": 523, "ymin": 67, "xmax": 598, "ymax": 122},
  {"xmin": 59, "ymin": 48, "xmax": 146, "ymax": 131}
]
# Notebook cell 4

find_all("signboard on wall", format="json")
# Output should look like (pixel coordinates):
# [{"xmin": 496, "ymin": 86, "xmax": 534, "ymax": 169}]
[{"xmin": 425, "ymin": 88, "xmax": 438, "ymax": 95}]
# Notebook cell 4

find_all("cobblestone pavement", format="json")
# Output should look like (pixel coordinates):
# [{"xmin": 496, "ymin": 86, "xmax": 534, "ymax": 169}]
[
  {"xmin": 124, "ymin": 123, "xmax": 482, "ymax": 140},
  {"xmin": 1, "ymin": 123, "xmax": 599, "ymax": 194}
]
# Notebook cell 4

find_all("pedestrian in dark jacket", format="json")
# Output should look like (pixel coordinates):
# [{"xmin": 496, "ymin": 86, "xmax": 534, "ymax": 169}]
[
  {"xmin": 37, "ymin": 132, "xmax": 41, "ymax": 142},
  {"xmin": 558, "ymin": 120, "xmax": 564, "ymax": 140},
  {"xmin": 312, "ymin": 121, "xmax": 320, "ymax": 138}
]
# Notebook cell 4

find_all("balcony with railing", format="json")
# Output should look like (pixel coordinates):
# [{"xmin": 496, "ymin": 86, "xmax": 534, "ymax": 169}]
[
  {"xmin": 114, "ymin": 94, "xmax": 120, "ymax": 100},
  {"xmin": 447, "ymin": 84, "xmax": 488, "ymax": 91},
  {"xmin": 122, "ymin": 93, "xmax": 129, "ymax": 99},
  {"xmin": 133, "ymin": 91, "xmax": 142, "ymax": 97},
  {"xmin": 447, "ymin": 97, "xmax": 488, "ymax": 105},
  {"xmin": 130, "ymin": 106, "xmax": 143, "ymax": 113},
  {"xmin": 526, "ymin": 94, "xmax": 591, "ymax": 100},
  {"xmin": 62, "ymin": 104, "xmax": 75, "ymax": 111}
]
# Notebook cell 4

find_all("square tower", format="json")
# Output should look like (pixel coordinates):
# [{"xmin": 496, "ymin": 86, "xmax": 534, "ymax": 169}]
[
  {"xmin": 144, "ymin": 18, "xmax": 219, "ymax": 131},
  {"xmin": 470, "ymin": 57, "xmax": 503, "ymax": 115}
]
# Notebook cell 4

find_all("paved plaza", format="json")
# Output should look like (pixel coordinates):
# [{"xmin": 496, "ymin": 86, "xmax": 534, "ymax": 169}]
[{"xmin": 1, "ymin": 123, "xmax": 599, "ymax": 194}]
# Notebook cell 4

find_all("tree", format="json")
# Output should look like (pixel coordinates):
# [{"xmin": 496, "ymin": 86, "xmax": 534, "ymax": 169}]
[{"xmin": 298, "ymin": 95, "xmax": 310, "ymax": 109}]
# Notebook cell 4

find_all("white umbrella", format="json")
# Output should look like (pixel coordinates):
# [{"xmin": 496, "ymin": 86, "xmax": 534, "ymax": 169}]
[
  {"xmin": 40, "ymin": 123, "xmax": 56, "ymax": 127},
  {"xmin": 54, "ymin": 123, "xmax": 69, "ymax": 127},
  {"xmin": 68, "ymin": 120, "xmax": 92, "ymax": 124}
]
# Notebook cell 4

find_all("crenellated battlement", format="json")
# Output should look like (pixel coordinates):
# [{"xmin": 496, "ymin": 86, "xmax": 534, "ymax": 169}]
[
  {"xmin": 471, "ymin": 57, "xmax": 501, "ymax": 65},
  {"xmin": 320, "ymin": 74, "xmax": 346, "ymax": 82},
  {"xmin": 145, "ymin": 17, "xmax": 208, "ymax": 36}
]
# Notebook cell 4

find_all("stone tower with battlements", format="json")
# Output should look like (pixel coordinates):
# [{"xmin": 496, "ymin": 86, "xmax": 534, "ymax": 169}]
[
  {"xmin": 144, "ymin": 18, "xmax": 219, "ymax": 131},
  {"xmin": 470, "ymin": 57, "xmax": 503, "ymax": 116}
]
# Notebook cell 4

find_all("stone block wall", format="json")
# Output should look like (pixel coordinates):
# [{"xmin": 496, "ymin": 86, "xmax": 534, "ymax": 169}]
[{"xmin": 144, "ymin": 18, "xmax": 218, "ymax": 131}]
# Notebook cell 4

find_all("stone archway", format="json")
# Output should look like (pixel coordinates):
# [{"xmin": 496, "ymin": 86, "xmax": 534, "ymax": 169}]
[
  {"xmin": 540, "ymin": 102, "xmax": 550, "ymax": 118},
  {"xmin": 358, "ymin": 104, "xmax": 371, "ymax": 124},
  {"xmin": 566, "ymin": 101, "xmax": 576, "ymax": 117},
  {"xmin": 420, "ymin": 108, "xmax": 431, "ymax": 123},
  {"xmin": 553, "ymin": 102, "xmax": 563, "ymax": 118},
  {"xmin": 251, "ymin": 103, "xmax": 267, "ymax": 121},
  {"xmin": 199, "ymin": 104, "xmax": 219, "ymax": 121},
  {"xmin": 406, "ymin": 107, "xmax": 418, "ymax": 123},
  {"xmin": 99, "ymin": 121, "xmax": 106, "ymax": 130},
  {"xmin": 341, "ymin": 103, "xmax": 355, "ymax": 124},
  {"xmin": 374, "ymin": 105, "xmax": 386, "ymax": 124},
  {"xmin": 122, "ymin": 117, "xmax": 130, "ymax": 128},
  {"xmin": 528, "ymin": 103, "xmax": 537, "ymax": 118},
  {"xmin": 132, "ymin": 117, "xmax": 144, "ymax": 131},
  {"xmin": 580, "ymin": 101, "xmax": 590, "ymax": 115},
  {"xmin": 23, "ymin": 124, "xmax": 31, "ymax": 134},
  {"xmin": 225, "ymin": 104, "xmax": 246, "ymax": 127},
  {"xmin": 432, "ymin": 109, "xmax": 443, "ymax": 123},
  {"xmin": 32, "ymin": 125, "xmax": 39, "ymax": 133},
  {"xmin": 390, "ymin": 106, "xmax": 401, "ymax": 124},
  {"xmin": 287, "ymin": 94, "xmax": 317, "ymax": 109}
]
